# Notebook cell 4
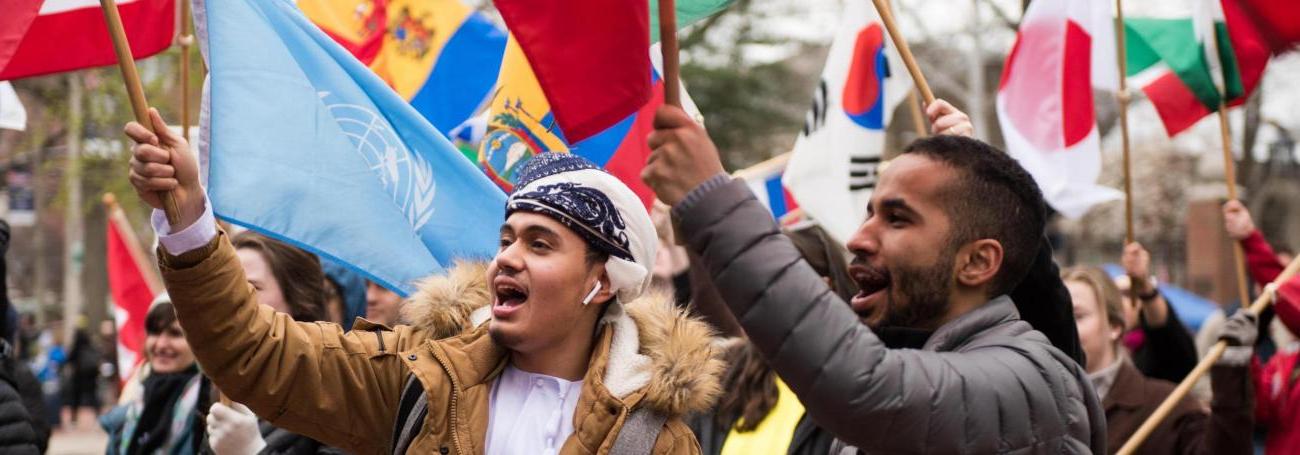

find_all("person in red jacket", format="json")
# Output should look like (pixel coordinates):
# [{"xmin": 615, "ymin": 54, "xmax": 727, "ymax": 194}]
[
  {"xmin": 1224, "ymin": 201, "xmax": 1300, "ymax": 333},
  {"xmin": 1223, "ymin": 200, "xmax": 1300, "ymax": 454}
]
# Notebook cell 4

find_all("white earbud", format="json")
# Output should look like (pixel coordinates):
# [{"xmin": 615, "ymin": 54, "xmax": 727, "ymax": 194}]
[{"xmin": 582, "ymin": 281, "xmax": 603, "ymax": 306}]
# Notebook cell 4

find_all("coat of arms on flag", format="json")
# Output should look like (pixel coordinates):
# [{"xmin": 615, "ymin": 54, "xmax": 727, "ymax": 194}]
[{"xmin": 301, "ymin": 0, "xmax": 507, "ymax": 134}]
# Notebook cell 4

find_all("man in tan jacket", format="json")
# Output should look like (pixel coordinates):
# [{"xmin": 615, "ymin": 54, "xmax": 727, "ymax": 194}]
[{"xmin": 124, "ymin": 110, "xmax": 723, "ymax": 454}]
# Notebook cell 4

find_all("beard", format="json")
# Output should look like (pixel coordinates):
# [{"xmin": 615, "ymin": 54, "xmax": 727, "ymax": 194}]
[
  {"xmin": 875, "ymin": 263, "xmax": 951, "ymax": 329},
  {"xmin": 866, "ymin": 249, "xmax": 956, "ymax": 331}
]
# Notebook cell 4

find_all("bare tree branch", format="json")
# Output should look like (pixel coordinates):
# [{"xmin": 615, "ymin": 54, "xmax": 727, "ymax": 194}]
[
  {"xmin": 681, "ymin": 0, "xmax": 752, "ymax": 50},
  {"xmin": 978, "ymin": 0, "xmax": 1019, "ymax": 31}
]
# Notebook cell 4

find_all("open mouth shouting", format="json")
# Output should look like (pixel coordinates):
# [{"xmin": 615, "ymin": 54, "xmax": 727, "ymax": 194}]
[
  {"xmin": 849, "ymin": 261, "xmax": 891, "ymax": 319},
  {"xmin": 493, "ymin": 275, "xmax": 530, "ymax": 319}
]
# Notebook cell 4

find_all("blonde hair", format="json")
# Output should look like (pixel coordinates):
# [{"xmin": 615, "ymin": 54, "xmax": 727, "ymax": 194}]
[{"xmin": 1061, "ymin": 266, "xmax": 1125, "ymax": 330}]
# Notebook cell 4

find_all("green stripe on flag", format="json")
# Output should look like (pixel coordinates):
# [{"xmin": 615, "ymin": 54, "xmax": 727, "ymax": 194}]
[
  {"xmin": 1125, "ymin": 17, "xmax": 1221, "ymax": 111},
  {"xmin": 1124, "ymin": 19, "xmax": 1171, "ymax": 75},
  {"xmin": 650, "ymin": 0, "xmax": 736, "ymax": 43},
  {"xmin": 1213, "ymin": 21, "xmax": 1245, "ymax": 100}
]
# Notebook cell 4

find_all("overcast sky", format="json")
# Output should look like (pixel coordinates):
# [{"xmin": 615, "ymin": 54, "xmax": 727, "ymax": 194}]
[{"xmin": 731, "ymin": 0, "xmax": 1299, "ymax": 161}]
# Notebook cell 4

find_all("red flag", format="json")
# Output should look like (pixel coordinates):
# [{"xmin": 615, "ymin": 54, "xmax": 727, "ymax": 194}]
[
  {"xmin": 0, "ymin": 0, "xmax": 43, "ymax": 72},
  {"xmin": 1235, "ymin": 0, "xmax": 1300, "ymax": 53},
  {"xmin": 106, "ymin": 201, "xmax": 161, "ymax": 382},
  {"xmin": 494, "ymin": 0, "xmax": 651, "ymax": 144},
  {"xmin": 0, "ymin": 0, "xmax": 175, "ymax": 80}
]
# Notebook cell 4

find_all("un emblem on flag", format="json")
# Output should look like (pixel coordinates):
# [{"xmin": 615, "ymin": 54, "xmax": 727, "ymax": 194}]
[{"xmin": 321, "ymin": 92, "xmax": 438, "ymax": 230}]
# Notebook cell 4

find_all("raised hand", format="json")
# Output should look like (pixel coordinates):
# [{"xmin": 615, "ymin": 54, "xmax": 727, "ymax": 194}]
[
  {"xmin": 124, "ymin": 108, "xmax": 205, "ymax": 230},
  {"xmin": 643, "ymin": 105, "xmax": 725, "ymax": 207}
]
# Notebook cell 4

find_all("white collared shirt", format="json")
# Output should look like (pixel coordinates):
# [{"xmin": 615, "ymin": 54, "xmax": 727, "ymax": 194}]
[{"xmin": 486, "ymin": 364, "xmax": 584, "ymax": 455}]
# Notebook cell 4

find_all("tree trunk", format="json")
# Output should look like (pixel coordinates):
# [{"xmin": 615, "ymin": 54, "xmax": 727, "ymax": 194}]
[
  {"xmin": 1239, "ymin": 87, "xmax": 1262, "ymax": 196},
  {"xmin": 62, "ymin": 73, "xmax": 84, "ymax": 343}
]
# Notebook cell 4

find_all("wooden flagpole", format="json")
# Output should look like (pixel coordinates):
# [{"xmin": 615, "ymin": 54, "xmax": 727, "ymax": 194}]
[
  {"xmin": 1118, "ymin": 255, "xmax": 1300, "ymax": 454},
  {"xmin": 870, "ymin": 0, "xmax": 934, "ymax": 105},
  {"xmin": 179, "ymin": 0, "xmax": 193, "ymax": 141},
  {"xmin": 659, "ymin": 0, "xmax": 682, "ymax": 108},
  {"xmin": 1113, "ymin": 0, "xmax": 1135, "ymax": 247},
  {"xmin": 1113, "ymin": 0, "xmax": 1141, "ymax": 305},
  {"xmin": 906, "ymin": 89, "xmax": 927, "ymax": 137},
  {"xmin": 1217, "ymin": 103, "xmax": 1254, "ymax": 311},
  {"xmin": 100, "ymin": 0, "xmax": 182, "ymax": 226}
]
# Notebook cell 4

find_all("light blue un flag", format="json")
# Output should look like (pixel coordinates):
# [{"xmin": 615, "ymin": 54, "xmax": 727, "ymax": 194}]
[{"xmin": 194, "ymin": 0, "xmax": 505, "ymax": 295}]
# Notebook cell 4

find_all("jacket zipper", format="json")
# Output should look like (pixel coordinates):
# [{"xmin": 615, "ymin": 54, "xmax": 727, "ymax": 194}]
[{"xmin": 430, "ymin": 346, "xmax": 466, "ymax": 455}]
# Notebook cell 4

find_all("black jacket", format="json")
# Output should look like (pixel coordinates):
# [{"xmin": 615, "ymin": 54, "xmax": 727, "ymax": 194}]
[
  {"xmin": 688, "ymin": 412, "xmax": 834, "ymax": 455},
  {"xmin": 1131, "ymin": 304, "xmax": 1198, "ymax": 384},
  {"xmin": 258, "ymin": 420, "xmax": 347, "ymax": 455},
  {"xmin": 0, "ymin": 351, "xmax": 42, "ymax": 454},
  {"xmin": 1011, "ymin": 237, "xmax": 1086, "ymax": 366}
]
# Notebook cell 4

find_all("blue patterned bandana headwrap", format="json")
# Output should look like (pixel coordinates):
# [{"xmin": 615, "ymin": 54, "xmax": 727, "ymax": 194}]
[
  {"xmin": 504, "ymin": 153, "xmax": 657, "ymax": 302},
  {"xmin": 508, "ymin": 154, "xmax": 632, "ymax": 261}
]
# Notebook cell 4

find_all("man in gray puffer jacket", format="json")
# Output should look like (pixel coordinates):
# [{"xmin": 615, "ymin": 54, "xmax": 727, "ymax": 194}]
[{"xmin": 642, "ymin": 104, "xmax": 1106, "ymax": 453}]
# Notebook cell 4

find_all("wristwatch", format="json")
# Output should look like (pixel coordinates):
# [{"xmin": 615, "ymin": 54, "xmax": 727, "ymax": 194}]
[{"xmin": 1137, "ymin": 276, "xmax": 1160, "ymax": 301}]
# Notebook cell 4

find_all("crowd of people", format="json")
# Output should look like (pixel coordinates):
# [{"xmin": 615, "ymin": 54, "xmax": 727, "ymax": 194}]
[{"xmin": 0, "ymin": 100, "xmax": 1294, "ymax": 454}]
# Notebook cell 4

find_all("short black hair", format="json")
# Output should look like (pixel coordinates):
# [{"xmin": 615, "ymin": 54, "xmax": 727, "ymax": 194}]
[
  {"xmin": 585, "ymin": 247, "xmax": 609, "ymax": 267},
  {"xmin": 145, "ymin": 301, "xmax": 178, "ymax": 335},
  {"xmin": 901, "ymin": 135, "xmax": 1047, "ymax": 296}
]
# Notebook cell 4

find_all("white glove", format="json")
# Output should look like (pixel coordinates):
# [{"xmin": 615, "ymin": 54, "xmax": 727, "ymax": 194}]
[{"xmin": 207, "ymin": 402, "xmax": 267, "ymax": 454}]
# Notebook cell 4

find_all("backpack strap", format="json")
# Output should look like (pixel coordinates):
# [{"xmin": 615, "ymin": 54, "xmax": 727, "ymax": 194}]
[
  {"xmin": 610, "ymin": 407, "xmax": 666, "ymax": 455},
  {"xmin": 391, "ymin": 373, "xmax": 429, "ymax": 455}
]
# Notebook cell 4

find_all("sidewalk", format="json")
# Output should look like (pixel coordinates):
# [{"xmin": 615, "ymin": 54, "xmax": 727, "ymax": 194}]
[{"xmin": 48, "ymin": 420, "xmax": 108, "ymax": 455}]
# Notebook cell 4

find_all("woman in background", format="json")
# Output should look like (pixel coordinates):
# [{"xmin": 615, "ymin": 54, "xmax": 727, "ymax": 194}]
[
  {"xmin": 102, "ymin": 296, "xmax": 209, "ymax": 454},
  {"xmin": 206, "ymin": 232, "xmax": 343, "ymax": 454}
]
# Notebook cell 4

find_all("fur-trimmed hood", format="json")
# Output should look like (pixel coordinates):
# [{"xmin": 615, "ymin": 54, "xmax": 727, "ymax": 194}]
[{"xmin": 399, "ymin": 260, "xmax": 724, "ymax": 417}]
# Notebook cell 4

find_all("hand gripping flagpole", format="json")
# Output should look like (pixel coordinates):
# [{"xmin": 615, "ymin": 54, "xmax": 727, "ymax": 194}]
[
  {"xmin": 1113, "ymin": 0, "xmax": 1140, "ymax": 302},
  {"xmin": 870, "ymin": 0, "xmax": 935, "ymax": 107},
  {"xmin": 100, "ymin": 0, "xmax": 183, "ymax": 227},
  {"xmin": 1218, "ymin": 102, "xmax": 1255, "ymax": 312},
  {"xmin": 659, "ymin": 0, "xmax": 682, "ymax": 108},
  {"xmin": 1197, "ymin": 0, "xmax": 1253, "ymax": 310},
  {"xmin": 1117, "ymin": 255, "xmax": 1300, "ymax": 455}
]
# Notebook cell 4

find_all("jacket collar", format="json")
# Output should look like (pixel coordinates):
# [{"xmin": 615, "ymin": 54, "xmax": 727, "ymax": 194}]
[
  {"xmin": 1102, "ymin": 360, "xmax": 1149, "ymax": 410},
  {"xmin": 426, "ymin": 310, "xmax": 623, "ymax": 398},
  {"xmin": 408, "ymin": 261, "xmax": 724, "ymax": 417},
  {"xmin": 923, "ymin": 295, "xmax": 1023, "ymax": 352}
]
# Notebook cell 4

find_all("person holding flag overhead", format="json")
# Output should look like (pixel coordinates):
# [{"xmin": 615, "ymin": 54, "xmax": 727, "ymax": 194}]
[
  {"xmin": 125, "ymin": 104, "xmax": 723, "ymax": 453},
  {"xmin": 643, "ymin": 101, "xmax": 1105, "ymax": 452}
]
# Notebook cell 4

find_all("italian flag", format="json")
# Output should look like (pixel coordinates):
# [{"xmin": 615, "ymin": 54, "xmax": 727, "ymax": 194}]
[{"xmin": 1124, "ymin": 0, "xmax": 1270, "ymax": 136}]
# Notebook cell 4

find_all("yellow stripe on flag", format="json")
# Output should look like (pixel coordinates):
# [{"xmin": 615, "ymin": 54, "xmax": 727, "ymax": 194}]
[{"xmin": 485, "ymin": 35, "xmax": 568, "ymax": 153}]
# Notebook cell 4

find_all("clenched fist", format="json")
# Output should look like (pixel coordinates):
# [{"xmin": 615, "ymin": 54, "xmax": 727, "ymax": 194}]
[
  {"xmin": 1222, "ymin": 200, "xmax": 1256, "ymax": 241},
  {"xmin": 642, "ymin": 105, "xmax": 725, "ymax": 207},
  {"xmin": 124, "ymin": 108, "xmax": 205, "ymax": 231},
  {"xmin": 926, "ymin": 99, "xmax": 974, "ymax": 137}
]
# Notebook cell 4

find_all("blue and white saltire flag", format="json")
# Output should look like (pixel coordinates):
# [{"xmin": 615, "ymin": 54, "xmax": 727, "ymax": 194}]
[{"xmin": 193, "ymin": 0, "xmax": 506, "ymax": 295}]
